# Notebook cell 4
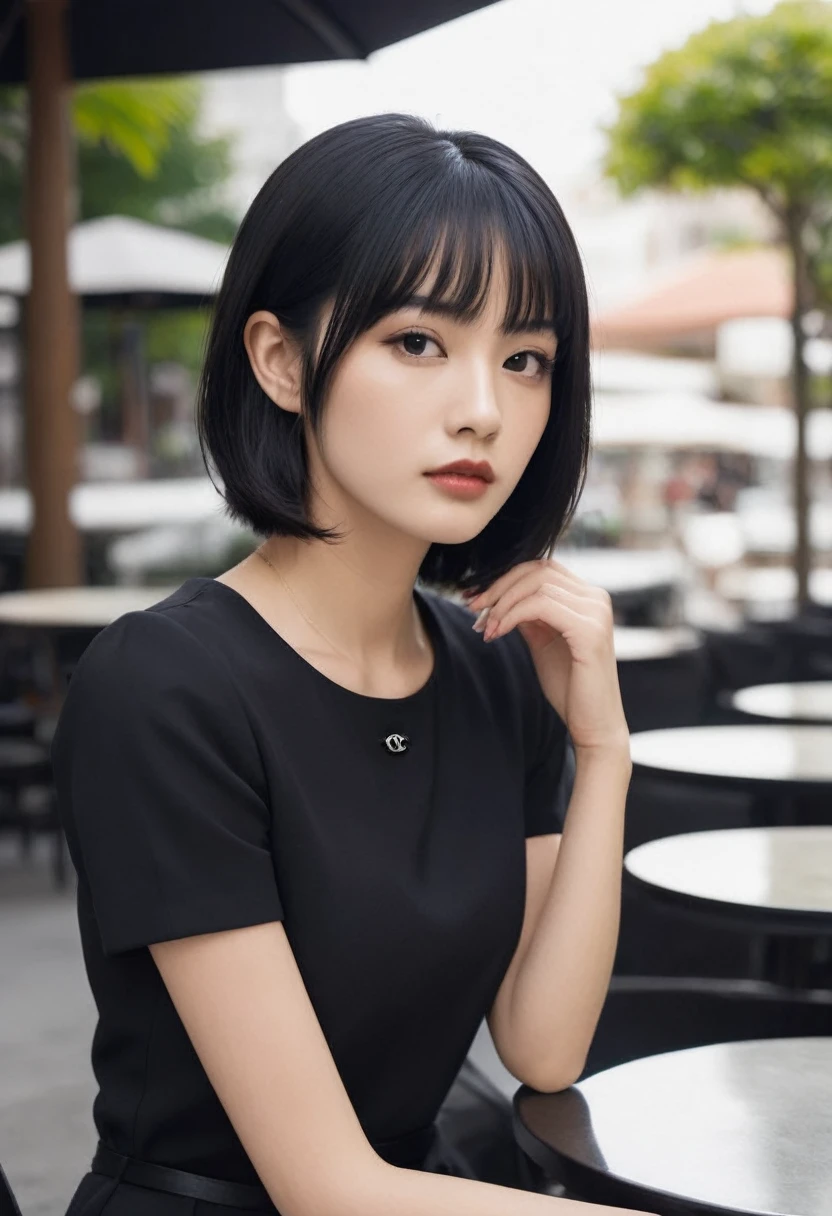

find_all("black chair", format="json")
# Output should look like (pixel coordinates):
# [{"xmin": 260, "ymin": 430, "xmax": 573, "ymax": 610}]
[
  {"xmin": 699, "ymin": 624, "xmax": 792, "ymax": 721},
  {"xmin": 769, "ymin": 615, "xmax": 832, "ymax": 680},
  {"xmin": 0, "ymin": 739, "xmax": 68, "ymax": 889},
  {"xmin": 0, "ymin": 1161, "xmax": 23, "ymax": 1216},
  {"xmin": 617, "ymin": 647, "xmax": 711, "ymax": 734},
  {"xmin": 0, "ymin": 700, "xmax": 36, "ymax": 738},
  {"xmin": 622, "ymin": 769, "xmax": 751, "ymax": 853},
  {"xmin": 579, "ymin": 974, "xmax": 832, "ymax": 1081},
  {"xmin": 614, "ymin": 881, "xmax": 757, "ymax": 982}
]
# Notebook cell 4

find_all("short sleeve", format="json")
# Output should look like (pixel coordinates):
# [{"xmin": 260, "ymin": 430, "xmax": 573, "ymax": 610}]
[
  {"xmin": 50, "ymin": 610, "xmax": 284, "ymax": 957},
  {"xmin": 511, "ymin": 634, "xmax": 572, "ymax": 837}
]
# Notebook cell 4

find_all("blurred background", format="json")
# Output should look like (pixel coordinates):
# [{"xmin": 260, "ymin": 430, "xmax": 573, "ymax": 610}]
[
  {"xmin": 0, "ymin": 0, "xmax": 828, "ymax": 615},
  {"xmin": 4, "ymin": 1, "xmax": 832, "ymax": 1213}
]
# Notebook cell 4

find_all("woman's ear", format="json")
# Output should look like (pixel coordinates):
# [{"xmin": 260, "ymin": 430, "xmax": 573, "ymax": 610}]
[{"xmin": 243, "ymin": 310, "xmax": 303, "ymax": 415}]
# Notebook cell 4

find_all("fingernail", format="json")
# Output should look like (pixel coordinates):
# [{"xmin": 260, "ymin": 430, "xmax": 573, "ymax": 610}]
[{"xmin": 472, "ymin": 607, "xmax": 490, "ymax": 633}]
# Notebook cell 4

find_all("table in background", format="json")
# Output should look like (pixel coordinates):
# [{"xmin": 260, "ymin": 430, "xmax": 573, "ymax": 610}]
[
  {"xmin": 613, "ymin": 625, "xmax": 701, "ymax": 663},
  {"xmin": 514, "ymin": 1037, "xmax": 832, "ymax": 1216},
  {"xmin": 625, "ymin": 826, "xmax": 832, "ymax": 987},
  {"xmin": 629, "ymin": 723, "xmax": 832, "ymax": 826},
  {"xmin": 0, "ymin": 586, "xmax": 177, "ymax": 630},
  {"xmin": 716, "ymin": 565, "xmax": 832, "ymax": 621},
  {"xmin": 730, "ymin": 681, "xmax": 832, "ymax": 724},
  {"xmin": 0, "ymin": 585, "xmax": 177, "ymax": 711}
]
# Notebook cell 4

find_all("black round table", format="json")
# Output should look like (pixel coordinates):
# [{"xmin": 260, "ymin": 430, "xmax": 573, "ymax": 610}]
[
  {"xmin": 629, "ymin": 724, "xmax": 832, "ymax": 827},
  {"xmin": 514, "ymin": 1037, "xmax": 832, "ymax": 1216},
  {"xmin": 624, "ymin": 827, "xmax": 832, "ymax": 987},
  {"xmin": 730, "ymin": 681, "xmax": 832, "ymax": 725}
]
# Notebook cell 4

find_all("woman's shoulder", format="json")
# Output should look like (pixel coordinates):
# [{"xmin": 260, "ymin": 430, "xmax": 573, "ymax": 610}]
[
  {"xmin": 58, "ymin": 586, "xmax": 247, "ymax": 735},
  {"xmin": 78, "ymin": 596, "xmax": 215, "ymax": 674},
  {"xmin": 51, "ymin": 592, "xmax": 263, "ymax": 780},
  {"xmin": 72, "ymin": 578, "xmax": 248, "ymax": 686}
]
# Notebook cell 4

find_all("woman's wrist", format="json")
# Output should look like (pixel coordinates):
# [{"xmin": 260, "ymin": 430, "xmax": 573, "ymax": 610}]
[{"xmin": 573, "ymin": 734, "xmax": 631, "ymax": 770}]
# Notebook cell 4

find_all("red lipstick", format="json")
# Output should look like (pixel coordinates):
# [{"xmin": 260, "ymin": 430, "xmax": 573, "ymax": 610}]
[{"xmin": 425, "ymin": 459, "xmax": 494, "ymax": 500}]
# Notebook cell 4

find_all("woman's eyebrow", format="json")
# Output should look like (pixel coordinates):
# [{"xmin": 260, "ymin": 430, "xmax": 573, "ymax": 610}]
[{"xmin": 400, "ymin": 294, "xmax": 557, "ymax": 338}]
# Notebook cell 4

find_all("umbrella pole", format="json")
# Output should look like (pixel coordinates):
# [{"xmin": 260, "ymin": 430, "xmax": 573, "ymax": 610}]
[{"xmin": 23, "ymin": 0, "xmax": 82, "ymax": 588}]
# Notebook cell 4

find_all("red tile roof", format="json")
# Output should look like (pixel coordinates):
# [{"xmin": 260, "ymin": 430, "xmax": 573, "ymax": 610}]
[{"xmin": 592, "ymin": 246, "xmax": 793, "ymax": 348}]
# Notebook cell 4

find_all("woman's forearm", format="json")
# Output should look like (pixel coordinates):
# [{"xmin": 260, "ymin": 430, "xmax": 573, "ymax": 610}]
[
  {"xmin": 505, "ymin": 742, "xmax": 632, "ymax": 1090},
  {"xmin": 363, "ymin": 1158, "xmax": 655, "ymax": 1216}
]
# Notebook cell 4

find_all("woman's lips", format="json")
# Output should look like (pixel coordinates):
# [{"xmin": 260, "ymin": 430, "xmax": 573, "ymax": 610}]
[{"xmin": 424, "ymin": 472, "xmax": 491, "ymax": 499}]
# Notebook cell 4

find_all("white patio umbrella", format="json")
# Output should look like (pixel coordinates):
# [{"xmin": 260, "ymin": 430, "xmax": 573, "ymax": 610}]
[
  {"xmin": 0, "ymin": 216, "xmax": 231, "ymax": 477},
  {"xmin": 0, "ymin": 215, "xmax": 229, "ymax": 303}
]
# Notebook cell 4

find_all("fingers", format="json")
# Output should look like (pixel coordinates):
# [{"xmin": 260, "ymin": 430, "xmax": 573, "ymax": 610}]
[
  {"xmin": 465, "ymin": 557, "xmax": 611, "ymax": 614},
  {"xmin": 547, "ymin": 558, "xmax": 611, "ymax": 603},
  {"xmin": 489, "ymin": 589, "xmax": 612, "ymax": 650},
  {"xmin": 485, "ymin": 588, "xmax": 590, "ymax": 643},
  {"xmin": 469, "ymin": 564, "xmax": 610, "ymax": 641}
]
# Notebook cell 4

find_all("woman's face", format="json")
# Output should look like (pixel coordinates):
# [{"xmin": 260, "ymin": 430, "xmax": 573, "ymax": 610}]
[
  {"xmin": 242, "ymin": 251, "xmax": 557, "ymax": 550},
  {"xmin": 308, "ymin": 255, "xmax": 558, "ymax": 548}
]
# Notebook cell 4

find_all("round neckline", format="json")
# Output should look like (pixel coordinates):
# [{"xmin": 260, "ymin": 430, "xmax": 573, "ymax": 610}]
[{"xmin": 181, "ymin": 576, "xmax": 443, "ymax": 706}]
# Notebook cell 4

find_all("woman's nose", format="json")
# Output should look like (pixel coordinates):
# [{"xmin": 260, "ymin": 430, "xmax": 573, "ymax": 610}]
[{"xmin": 448, "ymin": 363, "xmax": 501, "ymax": 436}]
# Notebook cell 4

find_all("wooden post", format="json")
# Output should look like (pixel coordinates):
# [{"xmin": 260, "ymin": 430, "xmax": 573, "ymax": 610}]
[
  {"xmin": 786, "ymin": 202, "xmax": 812, "ymax": 611},
  {"xmin": 23, "ymin": 0, "xmax": 82, "ymax": 588}
]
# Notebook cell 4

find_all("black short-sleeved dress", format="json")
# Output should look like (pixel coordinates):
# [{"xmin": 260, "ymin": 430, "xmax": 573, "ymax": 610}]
[{"xmin": 51, "ymin": 577, "xmax": 569, "ymax": 1215}]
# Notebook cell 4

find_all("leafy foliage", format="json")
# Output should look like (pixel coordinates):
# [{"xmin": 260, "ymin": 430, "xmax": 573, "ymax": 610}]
[
  {"xmin": 602, "ymin": 0, "xmax": 832, "ymax": 219},
  {"xmin": 601, "ymin": 0, "xmax": 832, "ymax": 603},
  {"xmin": 0, "ymin": 76, "xmax": 239, "ymax": 245}
]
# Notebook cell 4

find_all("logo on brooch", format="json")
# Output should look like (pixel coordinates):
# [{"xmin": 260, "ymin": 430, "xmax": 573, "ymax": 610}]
[{"xmin": 383, "ymin": 733, "xmax": 410, "ymax": 754}]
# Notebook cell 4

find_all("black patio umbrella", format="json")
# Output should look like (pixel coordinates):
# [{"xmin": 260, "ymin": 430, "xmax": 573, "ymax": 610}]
[{"xmin": 0, "ymin": 0, "xmax": 502, "ymax": 588}]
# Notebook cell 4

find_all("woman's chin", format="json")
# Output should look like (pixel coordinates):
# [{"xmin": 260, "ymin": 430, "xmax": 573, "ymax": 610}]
[{"xmin": 416, "ymin": 519, "xmax": 491, "ymax": 546}]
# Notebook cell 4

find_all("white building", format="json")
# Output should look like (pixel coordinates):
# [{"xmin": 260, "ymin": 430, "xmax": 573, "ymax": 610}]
[
  {"xmin": 562, "ymin": 171, "xmax": 779, "ymax": 318},
  {"xmin": 197, "ymin": 66, "xmax": 304, "ymax": 217}
]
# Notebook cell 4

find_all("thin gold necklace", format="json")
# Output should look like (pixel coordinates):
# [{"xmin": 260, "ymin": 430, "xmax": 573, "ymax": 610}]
[
  {"xmin": 254, "ymin": 544, "xmax": 428, "ymax": 756},
  {"xmin": 254, "ymin": 543, "xmax": 431, "ymax": 714},
  {"xmin": 254, "ymin": 545, "xmax": 357, "ymax": 665}
]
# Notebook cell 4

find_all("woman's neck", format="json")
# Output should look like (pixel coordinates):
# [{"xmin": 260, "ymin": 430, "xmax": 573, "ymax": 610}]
[{"xmin": 216, "ymin": 532, "xmax": 434, "ymax": 698}]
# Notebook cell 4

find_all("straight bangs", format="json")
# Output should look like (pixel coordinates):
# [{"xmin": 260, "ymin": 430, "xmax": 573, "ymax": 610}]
[{"xmin": 310, "ymin": 164, "xmax": 579, "ymax": 407}]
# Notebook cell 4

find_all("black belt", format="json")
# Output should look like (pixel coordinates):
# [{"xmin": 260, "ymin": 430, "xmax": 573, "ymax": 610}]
[
  {"xmin": 91, "ymin": 1124, "xmax": 439, "ymax": 1211},
  {"xmin": 91, "ymin": 1143, "xmax": 276, "ymax": 1211}
]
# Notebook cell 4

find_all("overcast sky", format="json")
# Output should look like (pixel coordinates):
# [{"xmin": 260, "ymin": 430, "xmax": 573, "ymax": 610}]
[{"xmin": 281, "ymin": 0, "xmax": 779, "ymax": 199}]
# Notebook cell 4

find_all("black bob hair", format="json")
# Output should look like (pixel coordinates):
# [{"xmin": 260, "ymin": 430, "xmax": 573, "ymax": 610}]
[{"xmin": 197, "ymin": 112, "xmax": 591, "ymax": 594}]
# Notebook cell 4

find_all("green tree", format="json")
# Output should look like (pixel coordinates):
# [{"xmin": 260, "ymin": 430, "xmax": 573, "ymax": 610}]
[
  {"xmin": 0, "ymin": 77, "xmax": 236, "ymax": 455},
  {"xmin": 0, "ymin": 76, "xmax": 239, "ymax": 245},
  {"xmin": 76, "ymin": 78, "xmax": 239, "ymax": 242},
  {"xmin": 602, "ymin": 0, "xmax": 832, "ymax": 607}
]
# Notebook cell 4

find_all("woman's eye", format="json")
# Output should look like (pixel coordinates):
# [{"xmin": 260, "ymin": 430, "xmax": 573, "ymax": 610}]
[
  {"xmin": 395, "ymin": 331, "xmax": 443, "ymax": 358},
  {"xmin": 390, "ymin": 332, "xmax": 554, "ymax": 376},
  {"xmin": 504, "ymin": 351, "xmax": 555, "ymax": 379}
]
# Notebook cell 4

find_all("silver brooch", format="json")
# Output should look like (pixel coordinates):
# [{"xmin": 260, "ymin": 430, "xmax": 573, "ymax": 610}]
[{"xmin": 383, "ymin": 732, "xmax": 410, "ymax": 754}]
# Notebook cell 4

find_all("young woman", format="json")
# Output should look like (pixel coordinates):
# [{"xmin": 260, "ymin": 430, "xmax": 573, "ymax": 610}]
[{"xmin": 52, "ymin": 113, "xmax": 644, "ymax": 1216}]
